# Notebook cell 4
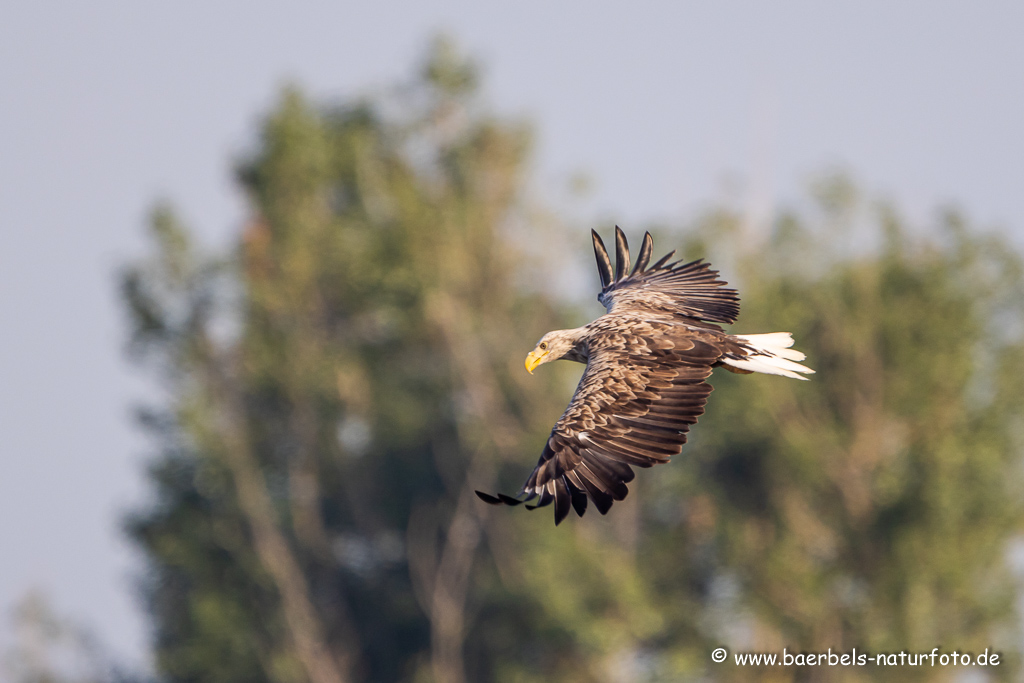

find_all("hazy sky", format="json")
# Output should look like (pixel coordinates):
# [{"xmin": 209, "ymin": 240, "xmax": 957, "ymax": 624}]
[{"xmin": 2, "ymin": 1, "xmax": 1022, "ymax": 672}]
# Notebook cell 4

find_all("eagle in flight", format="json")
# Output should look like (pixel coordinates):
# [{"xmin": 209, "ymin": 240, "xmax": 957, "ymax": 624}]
[{"xmin": 476, "ymin": 227, "xmax": 814, "ymax": 525}]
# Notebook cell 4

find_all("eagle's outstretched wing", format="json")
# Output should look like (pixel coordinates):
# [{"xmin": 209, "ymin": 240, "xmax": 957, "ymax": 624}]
[
  {"xmin": 477, "ymin": 322, "xmax": 726, "ymax": 524},
  {"xmin": 591, "ymin": 226, "xmax": 740, "ymax": 324}
]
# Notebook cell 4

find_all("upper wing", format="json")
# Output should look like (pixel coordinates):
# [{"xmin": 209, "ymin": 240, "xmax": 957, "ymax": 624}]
[
  {"xmin": 591, "ymin": 227, "xmax": 740, "ymax": 324},
  {"xmin": 477, "ymin": 321, "xmax": 723, "ymax": 524}
]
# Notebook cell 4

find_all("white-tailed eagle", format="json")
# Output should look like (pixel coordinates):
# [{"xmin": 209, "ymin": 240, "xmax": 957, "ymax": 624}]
[{"xmin": 476, "ymin": 227, "xmax": 813, "ymax": 525}]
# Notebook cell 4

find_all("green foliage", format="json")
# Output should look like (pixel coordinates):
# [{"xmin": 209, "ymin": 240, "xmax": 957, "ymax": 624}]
[
  {"xmin": 643, "ymin": 201, "xmax": 1024, "ymax": 681},
  {"xmin": 122, "ymin": 39, "xmax": 1024, "ymax": 683},
  {"xmin": 124, "ymin": 40, "xmax": 585, "ymax": 683}
]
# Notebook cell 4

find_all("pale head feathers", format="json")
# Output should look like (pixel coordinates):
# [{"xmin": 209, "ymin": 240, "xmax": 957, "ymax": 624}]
[{"xmin": 525, "ymin": 327, "xmax": 588, "ymax": 373}]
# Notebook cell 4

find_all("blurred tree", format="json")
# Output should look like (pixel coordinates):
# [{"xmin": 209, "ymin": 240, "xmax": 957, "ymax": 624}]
[
  {"xmin": 639, "ymin": 187, "xmax": 1024, "ymax": 681},
  {"xmin": 122, "ymin": 37, "xmax": 613, "ymax": 683},
  {"xmin": 122, "ymin": 37, "xmax": 1024, "ymax": 683}
]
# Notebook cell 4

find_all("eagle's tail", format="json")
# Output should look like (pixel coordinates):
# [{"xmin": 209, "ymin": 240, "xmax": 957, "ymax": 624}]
[{"xmin": 722, "ymin": 332, "xmax": 815, "ymax": 380}]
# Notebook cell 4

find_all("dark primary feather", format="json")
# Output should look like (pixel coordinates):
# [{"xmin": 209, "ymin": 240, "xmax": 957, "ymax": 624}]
[
  {"xmin": 631, "ymin": 232, "xmax": 653, "ymax": 275},
  {"xmin": 613, "ymin": 225, "xmax": 630, "ymax": 281},
  {"xmin": 592, "ymin": 230, "xmax": 613, "ymax": 290}
]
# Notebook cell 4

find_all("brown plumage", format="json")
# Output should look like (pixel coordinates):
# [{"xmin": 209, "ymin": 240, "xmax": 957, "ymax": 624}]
[{"xmin": 476, "ymin": 227, "xmax": 814, "ymax": 525}]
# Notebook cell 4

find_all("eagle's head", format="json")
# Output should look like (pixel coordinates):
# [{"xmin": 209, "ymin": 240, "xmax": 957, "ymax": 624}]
[{"xmin": 525, "ymin": 328, "xmax": 587, "ymax": 373}]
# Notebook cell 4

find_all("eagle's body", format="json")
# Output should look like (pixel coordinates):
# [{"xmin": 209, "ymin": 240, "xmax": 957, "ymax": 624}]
[{"xmin": 476, "ymin": 228, "xmax": 813, "ymax": 524}]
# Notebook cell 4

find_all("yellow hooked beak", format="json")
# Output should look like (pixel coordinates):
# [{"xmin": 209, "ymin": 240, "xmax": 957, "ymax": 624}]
[{"xmin": 525, "ymin": 349, "xmax": 547, "ymax": 374}]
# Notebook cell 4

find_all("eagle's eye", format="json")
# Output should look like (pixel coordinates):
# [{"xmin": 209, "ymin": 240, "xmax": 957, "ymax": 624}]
[{"xmin": 540, "ymin": 342, "xmax": 548, "ymax": 350}]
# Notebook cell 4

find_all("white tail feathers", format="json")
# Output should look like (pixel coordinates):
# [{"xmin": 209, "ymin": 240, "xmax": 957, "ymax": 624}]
[{"xmin": 723, "ymin": 332, "xmax": 815, "ymax": 380}]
